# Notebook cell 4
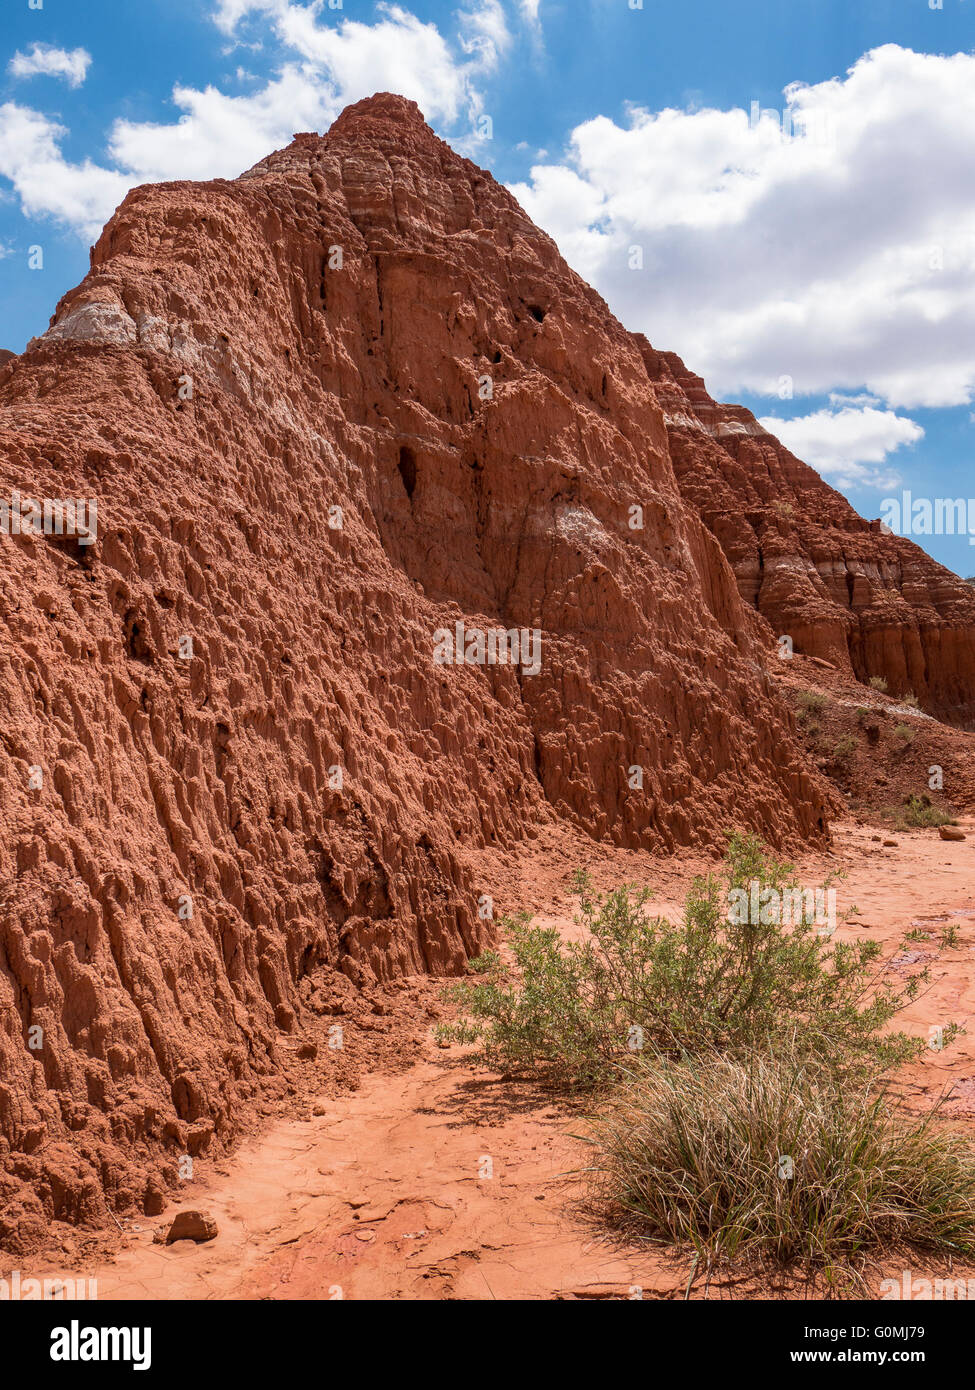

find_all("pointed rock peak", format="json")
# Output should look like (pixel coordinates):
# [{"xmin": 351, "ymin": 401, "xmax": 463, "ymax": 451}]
[{"xmin": 328, "ymin": 92, "xmax": 431, "ymax": 139}]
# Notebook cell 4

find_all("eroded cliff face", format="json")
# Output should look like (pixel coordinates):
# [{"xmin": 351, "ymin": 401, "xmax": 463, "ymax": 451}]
[
  {"xmin": 643, "ymin": 348, "xmax": 975, "ymax": 724},
  {"xmin": 0, "ymin": 92, "xmax": 896, "ymax": 1250}
]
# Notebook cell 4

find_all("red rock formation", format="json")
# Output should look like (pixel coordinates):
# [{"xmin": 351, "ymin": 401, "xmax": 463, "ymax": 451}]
[
  {"xmin": 0, "ymin": 92, "xmax": 889, "ymax": 1250},
  {"xmin": 643, "ymin": 348, "xmax": 975, "ymax": 723}
]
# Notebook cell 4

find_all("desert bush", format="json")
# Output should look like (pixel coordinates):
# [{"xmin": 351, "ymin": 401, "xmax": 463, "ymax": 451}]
[
  {"xmin": 893, "ymin": 723, "xmax": 915, "ymax": 744},
  {"xmin": 869, "ymin": 676, "xmax": 889, "ymax": 692},
  {"xmin": 797, "ymin": 689, "xmax": 827, "ymax": 716},
  {"xmin": 903, "ymin": 691, "xmax": 920, "ymax": 708},
  {"xmin": 439, "ymin": 834, "xmax": 927, "ymax": 1089},
  {"xmin": 832, "ymin": 736, "xmax": 858, "ymax": 761},
  {"xmin": 442, "ymin": 834, "xmax": 971, "ymax": 1282},
  {"xmin": 900, "ymin": 794, "xmax": 953, "ymax": 829},
  {"xmin": 586, "ymin": 1051, "xmax": 975, "ymax": 1275}
]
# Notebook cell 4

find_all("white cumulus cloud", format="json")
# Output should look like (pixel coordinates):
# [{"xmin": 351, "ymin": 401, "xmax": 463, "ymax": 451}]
[
  {"xmin": 457, "ymin": 0, "xmax": 512, "ymax": 73},
  {"xmin": 511, "ymin": 45, "xmax": 975, "ymax": 411},
  {"xmin": 110, "ymin": 1, "xmax": 503, "ymax": 184},
  {"xmin": 758, "ymin": 406, "xmax": 924, "ymax": 489},
  {"xmin": 8, "ymin": 44, "xmax": 91, "ymax": 88},
  {"xmin": 109, "ymin": 65, "xmax": 341, "ymax": 183},
  {"xmin": 0, "ymin": 2, "xmax": 503, "ymax": 236},
  {"xmin": 0, "ymin": 103, "xmax": 130, "ymax": 241},
  {"xmin": 208, "ymin": 0, "xmax": 498, "ymax": 125}
]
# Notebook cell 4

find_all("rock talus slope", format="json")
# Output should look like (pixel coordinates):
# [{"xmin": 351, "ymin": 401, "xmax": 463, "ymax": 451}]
[{"xmin": 0, "ymin": 92, "xmax": 963, "ymax": 1249}]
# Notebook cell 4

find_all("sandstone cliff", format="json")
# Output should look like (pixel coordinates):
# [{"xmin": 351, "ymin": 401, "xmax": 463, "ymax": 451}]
[
  {"xmin": 0, "ymin": 92, "xmax": 958, "ymax": 1249},
  {"xmin": 643, "ymin": 348, "xmax": 975, "ymax": 723}
]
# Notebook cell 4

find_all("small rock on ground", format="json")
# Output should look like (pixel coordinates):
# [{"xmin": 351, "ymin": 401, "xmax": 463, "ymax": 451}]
[{"xmin": 155, "ymin": 1210, "xmax": 219, "ymax": 1245}]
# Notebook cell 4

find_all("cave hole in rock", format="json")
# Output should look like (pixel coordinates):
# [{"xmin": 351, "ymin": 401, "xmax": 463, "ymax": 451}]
[
  {"xmin": 398, "ymin": 444, "xmax": 418, "ymax": 499},
  {"xmin": 123, "ymin": 609, "xmax": 151, "ymax": 663},
  {"xmin": 527, "ymin": 304, "xmax": 546, "ymax": 323}
]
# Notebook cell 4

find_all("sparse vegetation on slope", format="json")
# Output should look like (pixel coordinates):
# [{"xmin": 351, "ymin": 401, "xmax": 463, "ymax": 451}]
[
  {"xmin": 899, "ymin": 794, "xmax": 955, "ymax": 830},
  {"xmin": 440, "ymin": 835, "xmax": 973, "ymax": 1282}
]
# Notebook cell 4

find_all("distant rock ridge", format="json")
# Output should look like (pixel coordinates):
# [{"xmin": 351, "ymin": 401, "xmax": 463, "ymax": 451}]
[
  {"xmin": 641, "ymin": 346, "xmax": 975, "ymax": 723},
  {"xmin": 0, "ymin": 90, "xmax": 965, "ymax": 1248}
]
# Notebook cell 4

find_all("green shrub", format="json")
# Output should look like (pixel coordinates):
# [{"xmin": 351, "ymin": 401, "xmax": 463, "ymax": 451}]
[
  {"xmin": 797, "ymin": 689, "xmax": 828, "ymax": 716},
  {"xmin": 441, "ymin": 834, "xmax": 972, "ymax": 1285},
  {"xmin": 586, "ymin": 1051, "xmax": 975, "ymax": 1277},
  {"xmin": 893, "ymin": 723, "xmax": 915, "ymax": 744},
  {"xmin": 832, "ymin": 736, "xmax": 858, "ymax": 761},
  {"xmin": 439, "ymin": 834, "xmax": 927, "ymax": 1089},
  {"xmin": 900, "ymin": 794, "xmax": 953, "ymax": 829},
  {"xmin": 903, "ymin": 692, "xmax": 920, "ymax": 708},
  {"xmin": 869, "ymin": 676, "xmax": 889, "ymax": 692}
]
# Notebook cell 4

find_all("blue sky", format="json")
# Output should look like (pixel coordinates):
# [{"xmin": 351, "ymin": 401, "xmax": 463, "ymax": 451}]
[{"xmin": 2, "ymin": 0, "xmax": 974, "ymax": 573}]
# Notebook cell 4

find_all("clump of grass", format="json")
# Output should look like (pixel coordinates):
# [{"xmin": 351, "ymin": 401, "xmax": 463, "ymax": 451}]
[
  {"xmin": 893, "ymin": 723, "xmax": 915, "ymax": 744},
  {"xmin": 586, "ymin": 1051, "xmax": 975, "ymax": 1278},
  {"xmin": 941, "ymin": 924, "xmax": 961, "ymax": 948},
  {"xmin": 797, "ymin": 689, "xmax": 828, "ymax": 717},
  {"xmin": 903, "ymin": 691, "xmax": 920, "ymax": 708},
  {"xmin": 439, "ymin": 833, "xmax": 927, "ymax": 1089},
  {"xmin": 832, "ymin": 735, "xmax": 858, "ymax": 762},
  {"xmin": 869, "ymin": 676, "xmax": 889, "ymax": 692},
  {"xmin": 855, "ymin": 706, "xmax": 871, "ymax": 723},
  {"xmin": 899, "ymin": 794, "xmax": 953, "ymax": 830}
]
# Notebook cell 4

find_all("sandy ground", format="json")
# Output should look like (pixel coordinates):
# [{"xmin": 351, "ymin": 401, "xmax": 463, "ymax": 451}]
[{"xmin": 20, "ymin": 818, "xmax": 975, "ymax": 1300}]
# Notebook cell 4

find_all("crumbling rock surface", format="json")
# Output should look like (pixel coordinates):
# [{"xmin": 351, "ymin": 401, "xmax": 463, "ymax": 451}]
[
  {"xmin": 0, "ymin": 92, "xmax": 957, "ymax": 1249},
  {"xmin": 643, "ymin": 349, "xmax": 975, "ymax": 724}
]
